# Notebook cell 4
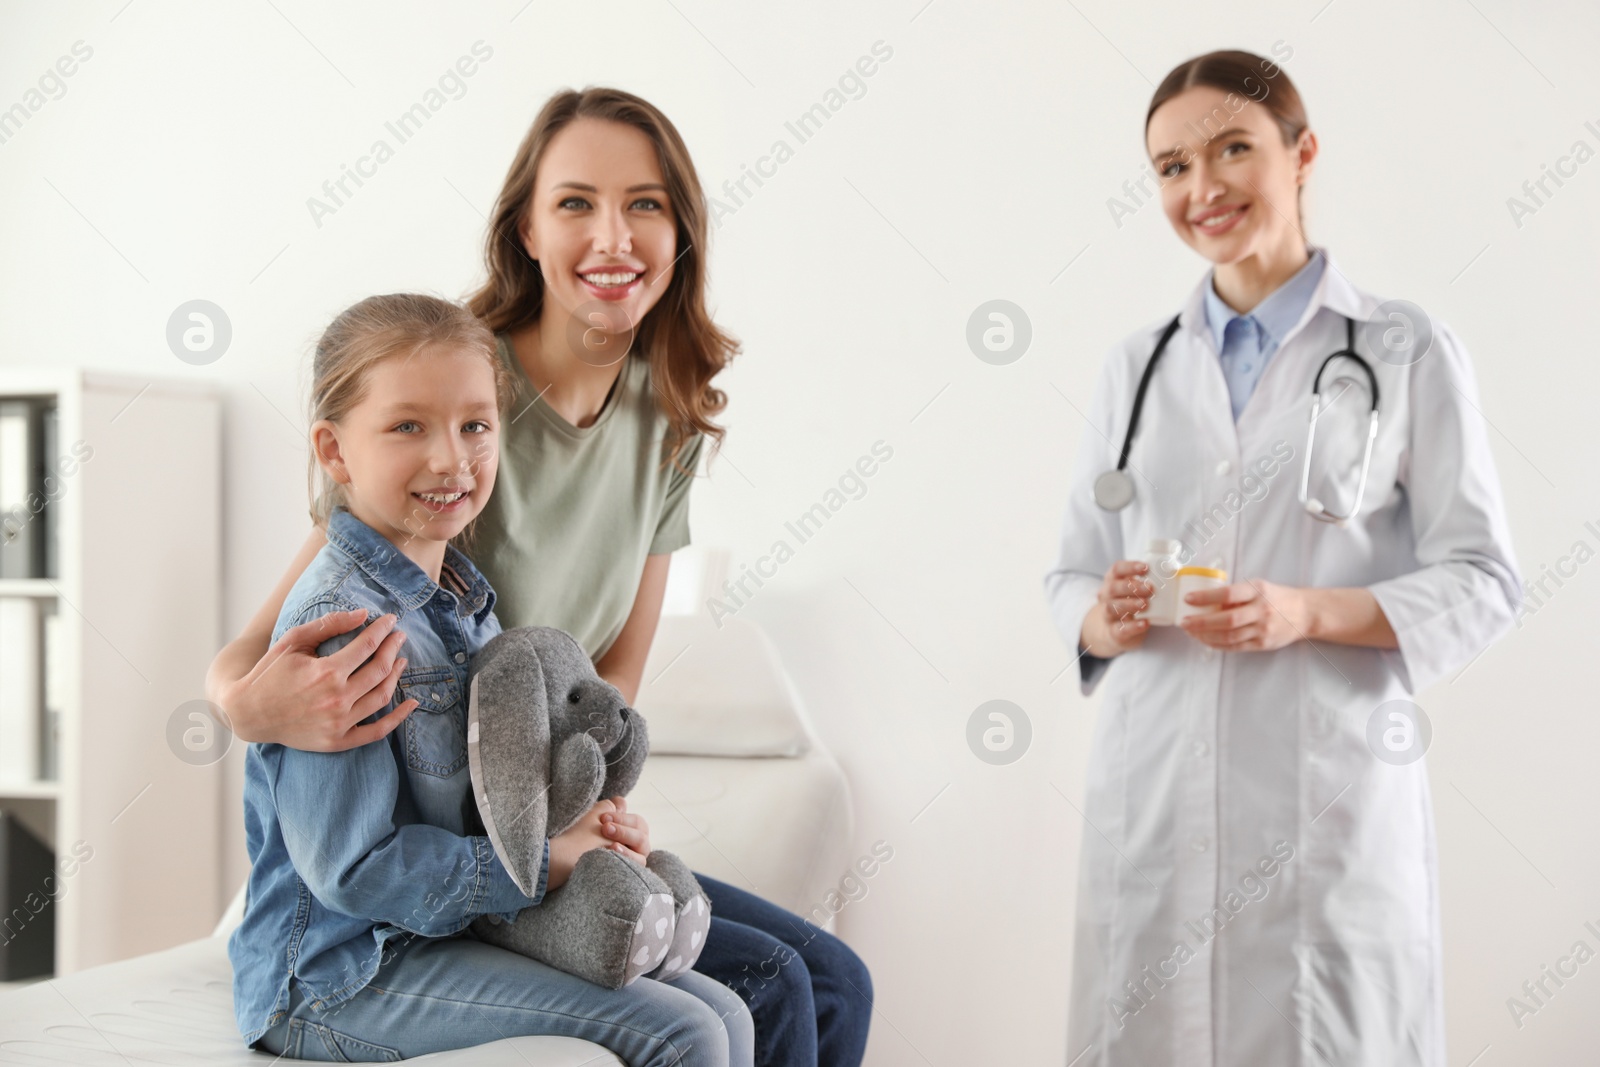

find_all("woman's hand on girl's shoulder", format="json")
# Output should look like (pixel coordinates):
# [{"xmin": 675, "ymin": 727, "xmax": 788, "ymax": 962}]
[{"xmin": 223, "ymin": 607, "xmax": 419, "ymax": 751}]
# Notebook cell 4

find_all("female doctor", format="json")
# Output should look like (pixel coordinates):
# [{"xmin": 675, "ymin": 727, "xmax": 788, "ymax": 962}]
[{"xmin": 1044, "ymin": 51, "xmax": 1520, "ymax": 1066}]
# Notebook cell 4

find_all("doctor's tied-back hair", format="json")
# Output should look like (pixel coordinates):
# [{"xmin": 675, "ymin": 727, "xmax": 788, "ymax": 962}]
[
  {"xmin": 306, "ymin": 293, "xmax": 511, "ymax": 547},
  {"xmin": 467, "ymin": 87, "xmax": 735, "ymax": 473}
]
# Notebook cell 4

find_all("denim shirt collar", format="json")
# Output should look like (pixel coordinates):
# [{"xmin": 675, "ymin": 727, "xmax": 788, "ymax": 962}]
[
  {"xmin": 324, "ymin": 506, "xmax": 496, "ymax": 623},
  {"xmin": 1203, "ymin": 246, "xmax": 1327, "ymax": 353}
]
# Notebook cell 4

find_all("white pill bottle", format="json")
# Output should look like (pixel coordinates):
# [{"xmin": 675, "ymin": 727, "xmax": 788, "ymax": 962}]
[{"xmin": 1137, "ymin": 539, "xmax": 1185, "ymax": 625}]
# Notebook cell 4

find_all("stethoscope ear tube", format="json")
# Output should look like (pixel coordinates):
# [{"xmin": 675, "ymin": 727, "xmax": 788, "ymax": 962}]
[
  {"xmin": 1299, "ymin": 316, "xmax": 1382, "ymax": 525},
  {"xmin": 1116, "ymin": 315, "xmax": 1184, "ymax": 473},
  {"xmin": 1308, "ymin": 316, "xmax": 1381, "ymax": 414},
  {"xmin": 1096, "ymin": 314, "xmax": 1183, "ymax": 511}
]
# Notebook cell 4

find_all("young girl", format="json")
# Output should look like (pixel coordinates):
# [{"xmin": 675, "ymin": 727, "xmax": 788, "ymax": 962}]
[
  {"xmin": 227, "ymin": 292, "xmax": 753, "ymax": 1065},
  {"xmin": 211, "ymin": 89, "xmax": 873, "ymax": 1067}
]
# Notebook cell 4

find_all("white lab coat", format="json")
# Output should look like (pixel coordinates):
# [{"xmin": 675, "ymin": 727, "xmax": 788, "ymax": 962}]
[{"xmin": 1044, "ymin": 250, "xmax": 1520, "ymax": 1067}]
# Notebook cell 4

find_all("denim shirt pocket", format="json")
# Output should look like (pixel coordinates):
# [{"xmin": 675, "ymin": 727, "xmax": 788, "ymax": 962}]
[{"xmin": 398, "ymin": 666, "xmax": 466, "ymax": 779}]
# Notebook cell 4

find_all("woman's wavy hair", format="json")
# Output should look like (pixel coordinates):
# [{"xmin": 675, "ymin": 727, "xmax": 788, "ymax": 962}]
[
  {"xmin": 467, "ymin": 87, "xmax": 735, "ymax": 471},
  {"xmin": 307, "ymin": 293, "xmax": 512, "ymax": 552}
]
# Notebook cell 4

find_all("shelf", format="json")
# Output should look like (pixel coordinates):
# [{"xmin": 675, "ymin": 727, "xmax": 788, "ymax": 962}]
[
  {"xmin": 2, "ymin": 367, "xmax": 224, "ymax": 972},
  {"xmin": 0, "ymin": 579, "xmax": 58, "ymax": 598},
  {"xmin": 0, "ymin": 779, "xmax": 61, "ymax": 800}
]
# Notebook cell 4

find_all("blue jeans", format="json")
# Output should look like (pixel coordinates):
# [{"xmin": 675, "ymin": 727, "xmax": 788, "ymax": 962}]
[
  {"xmin": 693, "ymin": 874, "xmax": 873, "ymax": 1067},
  {"xmin": 254, "ymin": 927, "xmax": 753, "ymax": 1065}
]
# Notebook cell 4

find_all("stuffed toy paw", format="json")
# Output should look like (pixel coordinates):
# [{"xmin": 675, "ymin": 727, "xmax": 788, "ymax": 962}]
[
  {"xmin": 463, "ymin": 626, "xmax": 711, "ymax": 989},
  {"xmin": 639, "ymin": 849, "xmax": 712, "ymax": 982},
  {"xmin": 471, "ymin": 848, "xmax": 681, "ymax": 988}
]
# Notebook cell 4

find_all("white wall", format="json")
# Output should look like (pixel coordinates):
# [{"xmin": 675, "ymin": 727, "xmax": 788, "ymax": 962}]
[{"xmin": 3, "ymin": 0, "xmax": 1598, "ymax": 1062}]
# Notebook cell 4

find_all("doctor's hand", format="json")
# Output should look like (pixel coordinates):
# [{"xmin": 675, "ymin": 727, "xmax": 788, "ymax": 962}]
[
  {"xmin": 1179, "ymin": 579, "xmax": 1307, "ymax": 652},
  {"xmin": 1079, "ymin": 560, "xmax": 1155, "ymax": 658}
]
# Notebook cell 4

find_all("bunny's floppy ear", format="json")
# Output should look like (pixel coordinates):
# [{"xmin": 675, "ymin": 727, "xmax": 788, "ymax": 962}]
[{"xmin": 466, "ymin": 628, "xmax": 551, "ymax": 897}]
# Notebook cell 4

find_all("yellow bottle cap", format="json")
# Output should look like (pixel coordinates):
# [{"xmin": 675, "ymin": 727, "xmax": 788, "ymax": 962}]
[{"xmin": 1175, "ymin": 566, "xmax": 1228, "ymax": 580}]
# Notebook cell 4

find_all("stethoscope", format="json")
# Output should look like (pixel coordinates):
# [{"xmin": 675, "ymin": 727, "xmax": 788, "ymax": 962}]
[{"xmin": 1092, "ymin": 313, "xmax": 1381, "ymax": 527}]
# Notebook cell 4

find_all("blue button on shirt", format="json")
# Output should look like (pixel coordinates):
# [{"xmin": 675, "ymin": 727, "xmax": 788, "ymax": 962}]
[
  {"xmin": 1202, "ymin": 248, "xmax": 1327, "ymax": 420},
  {"xmin": 228, "ymin": 506, "xmax": 548, "ymax": 1046}
]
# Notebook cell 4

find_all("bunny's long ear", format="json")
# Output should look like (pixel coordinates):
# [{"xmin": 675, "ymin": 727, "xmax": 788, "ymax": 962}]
[{"xmin": 466, "ymin": 628, "xmax": 551, "ymax": 897}]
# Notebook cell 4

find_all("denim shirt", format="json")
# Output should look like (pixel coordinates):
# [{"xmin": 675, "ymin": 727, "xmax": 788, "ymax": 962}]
[{"xmin": 228, "ymin": 506, "xmax": 550, "ymax": 1045}]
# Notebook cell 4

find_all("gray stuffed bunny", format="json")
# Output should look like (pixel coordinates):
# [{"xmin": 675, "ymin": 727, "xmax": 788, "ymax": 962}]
[{"xmin": 463, "ymin": 626, "xmax": 711, "ymax": 989}]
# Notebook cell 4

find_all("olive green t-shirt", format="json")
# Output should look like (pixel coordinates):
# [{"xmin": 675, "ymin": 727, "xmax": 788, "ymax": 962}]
[{"xmin": 469, "ymin": 333, "xmax": 703, "ymax": 659}]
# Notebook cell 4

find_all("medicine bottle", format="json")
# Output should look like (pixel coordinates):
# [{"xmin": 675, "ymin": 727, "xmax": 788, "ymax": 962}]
[
  {"xmin": 1137, "ymin": 539, "xmax": 1185, "ymax": 625},
  {"xmin": 1174, "ymin": 565, "xmax": 1229, "ymax": 623}
]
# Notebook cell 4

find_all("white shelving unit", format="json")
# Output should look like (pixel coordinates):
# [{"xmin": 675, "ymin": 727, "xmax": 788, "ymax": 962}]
[{"xmin": 0, "ymin": 368, "xmax": 222, "ymax": 976}]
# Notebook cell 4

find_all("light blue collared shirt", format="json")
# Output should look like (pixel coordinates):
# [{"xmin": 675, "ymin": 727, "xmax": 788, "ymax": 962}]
[{"xmin": 1203, "ymin": 248, "xmax": 1327, "ymax": 420}]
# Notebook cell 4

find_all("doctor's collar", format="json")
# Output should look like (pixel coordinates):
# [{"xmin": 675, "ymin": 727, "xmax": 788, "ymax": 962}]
[
  {"xmin": 1202, "ymin": 248, "xmax": 1327, "ymax": 352},
  {"xmin": 1179, "ymin": 245, "xmax": 1380, "ymax": 343}
]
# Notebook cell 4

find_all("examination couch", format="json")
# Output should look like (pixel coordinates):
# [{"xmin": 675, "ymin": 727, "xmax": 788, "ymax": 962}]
[{"xmin": 0, "ymin": 615, "xmax": 854, "ymax": 1064}]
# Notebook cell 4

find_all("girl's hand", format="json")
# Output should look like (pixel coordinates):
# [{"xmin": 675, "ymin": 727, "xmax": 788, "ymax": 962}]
[
  {"xmin": 1179, "ymin": 579, "xmax": 1307, "ymax": 652},
  {"xmin": 1079, "ymin": 560, "xmax": 1154, "ymax": 658},
  {"xmin": 547, "ymin": 798, "xmax": 648, "ymax": 891},
  {"xmin": 221, "ymin": 609, "xmax": 418, "ymax": 750},
  {"xmin": 598, "ymin": 796, "xmax": 651, "ymax": 863}
]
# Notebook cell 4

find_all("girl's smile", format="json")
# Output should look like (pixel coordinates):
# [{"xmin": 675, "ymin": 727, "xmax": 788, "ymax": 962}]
[{"xmin": 410, "ymin": 487, "xmax": 472, "ymax": 513}]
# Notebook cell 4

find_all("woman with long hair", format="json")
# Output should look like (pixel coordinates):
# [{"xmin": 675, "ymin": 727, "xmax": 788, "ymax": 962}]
[{"xmin": 209, "ymin": 87, "xmax": 872, "ymax": 1067}]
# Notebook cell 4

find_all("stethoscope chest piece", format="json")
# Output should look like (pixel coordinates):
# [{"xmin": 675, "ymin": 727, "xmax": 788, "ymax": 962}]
[{"xmin": 1093, "ymin": 469, "xmax": 1137, "ymax": 511}]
